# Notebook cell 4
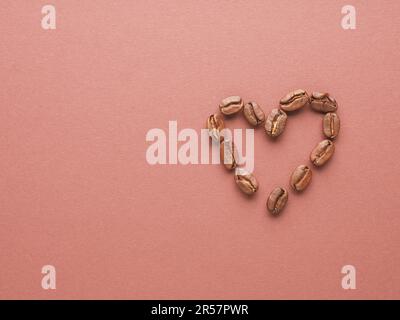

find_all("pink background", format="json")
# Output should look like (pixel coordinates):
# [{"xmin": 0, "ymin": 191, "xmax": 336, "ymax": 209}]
[{"xmin": 1, "ymin": 1, "xmax": 400, "ymax": 299}]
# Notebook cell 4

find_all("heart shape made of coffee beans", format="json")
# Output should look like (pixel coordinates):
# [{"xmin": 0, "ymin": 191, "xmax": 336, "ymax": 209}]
[{"xmin": 206, "ymin": 90, "xmax": 340, "ymax": 216}]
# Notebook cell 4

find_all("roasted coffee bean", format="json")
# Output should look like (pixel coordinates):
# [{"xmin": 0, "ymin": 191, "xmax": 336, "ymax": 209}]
[
  {"xmin": 279, "ymin": 89, "xmax": 309, "ymax": 112},
  {"xmin": 290, "ymin": 165, "xmax": 312, "ymax": 192},
  {"xmin": 310, "ymin": 92, "xmax": 338, "ymax": 113},
  {"xmin": 243, "ymin": 101, "xmax": 265, "ymax": 126},
  {"xmin": 234, "ymin": 169, "xmax": 259, "ymax": 195},
  {"xmin": 265, "ymin": 108, "xmax": 288, "ymax": 138},
  {"xmin": 267, "ymin": 187, "xmax": 288, "ymax": 215},
  {"xmin": 323, "ymin": 112, "xmax": 340, "ymax": 139},
  {"xmin": 220, "ymin": 139, "xmax": 238, "ymax": 170},
  {"xmin": 310, "ymin": 139, "xmax": 335, "ymax": 167},
  {"xmin": 206, "ymin": 113, "xmax": 225, "ymax": 141},
  {"xmin": 219, "ymin": 96, "xmax": 244, "ymax": 115}
]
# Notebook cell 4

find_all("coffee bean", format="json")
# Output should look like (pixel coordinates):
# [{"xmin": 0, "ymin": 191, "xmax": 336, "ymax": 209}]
[
  {"xmin": 310, "ymin": 92, "xmax": 338, "ymax": 113},
  {"xmin": 206, "ymin": 113, "xmax": 225, "ymax": 141},
  {"xmin": 219, "ymin": 96, "xmax": 244, "ymax": 115},
  {"xmin": 280, "ymin": 89, "xmax": 309, "ymax": 112},
  {"xmin": 234, "ymin": 169, "xmax": 259, "ymax": 195},
  {"xmin": 310, "ymin": 139, "xmax": 335, "ymax": 167},
  {"xmin": 267, "ymin": 187, "xmax": 288, "ymax": 215},
  {"xmin": 220, "ymin": 139, "xmax": 238, "ymax": 170},
  {"xmin": 265, "ymin": 108, "xmax": 288, "ymax": 138},
  {"xmin": 290, "ymin": 165, "xmax": 312, "ymax": 192},
  {"xmin": 323, "ymin": 112, "xmax": 340, "ymax": 139},
  {"xmin": 243, "ymin": 101, "xmax": 265, "ymax": 126}
]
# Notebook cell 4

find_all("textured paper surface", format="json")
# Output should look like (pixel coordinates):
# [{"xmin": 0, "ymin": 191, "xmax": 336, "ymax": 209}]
[{"xmin": 1, "ymin": 0, "xmax": 400, "ymax": 299}]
